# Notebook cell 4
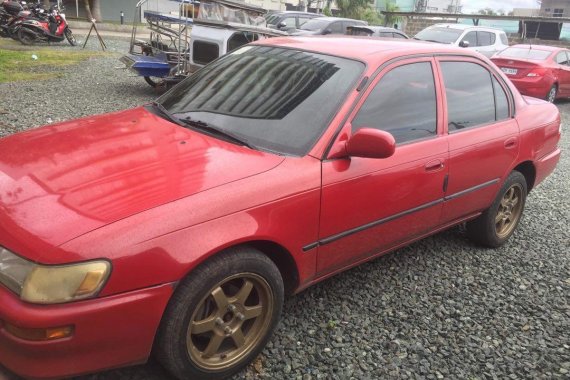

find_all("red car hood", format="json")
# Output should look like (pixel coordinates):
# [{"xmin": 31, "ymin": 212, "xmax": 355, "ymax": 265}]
[{"xmin": 0, "ymin": 107, "xmax": 284, "ymax": 251}]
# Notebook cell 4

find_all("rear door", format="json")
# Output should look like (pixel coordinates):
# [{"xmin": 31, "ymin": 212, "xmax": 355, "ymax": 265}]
[
  {"xmin": 436, "ymin": 58, "xmax": 519, "ymax": 223},
  {"xmin": 317, "ymin": 58, "xmax": 448, "ymax": 276}
]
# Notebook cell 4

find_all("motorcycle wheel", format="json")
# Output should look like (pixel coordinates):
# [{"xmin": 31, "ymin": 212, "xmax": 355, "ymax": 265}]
[
  {"xmin": 64, "ymin": 28, "xmax": 76, "ymax": 46},
  {"xmin": 17, "ymin": 27, "xmax": 36, "ymax": 45}
]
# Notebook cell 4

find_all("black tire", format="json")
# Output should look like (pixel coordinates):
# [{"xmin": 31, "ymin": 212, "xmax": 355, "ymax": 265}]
[
  {"xmin": 546, "ymin": 84, "xmax": 557, "ymax": 103},
  {"xmin": 17, "ymin": 27, "xmax": 35, "ymax": 45},
  {"xmin": 466, "ymin": 171, "xmax": 527, "ymax": 248},
  {"xmin": 155, "ymin": 247, "xmax": 284, "ymax": 380},
  {"xmin": 143, "ymin": 75, "xmax": 166, "ymax": 88},
  {"xmin": 64, "ymin": 27, "xmax": 76, "ymax": 46}
]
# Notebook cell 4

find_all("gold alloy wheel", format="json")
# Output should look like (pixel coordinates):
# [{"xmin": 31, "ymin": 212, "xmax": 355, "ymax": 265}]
[
  {"xmin": 187, "ymin": 273, "xmax": 274, "ymax": 370},
  {"xmin": 495, "ymin": 183, "xmax": 524, "ymax": 239}
]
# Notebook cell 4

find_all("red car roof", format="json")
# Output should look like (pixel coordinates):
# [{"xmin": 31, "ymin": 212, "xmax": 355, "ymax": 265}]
[{"xmin": 254, "ymin": 36, "xmax": 477, "ymax": 63}]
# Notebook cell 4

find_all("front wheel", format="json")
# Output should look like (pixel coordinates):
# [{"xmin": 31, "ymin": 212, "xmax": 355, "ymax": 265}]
[
  {"xmin": 17, "ymin": 27, "xmax": 36, "ymax": 45},
  {"xmin": 156, "ymin": 247, "xmax": 284, "ymax": 380},
  {"xmin": 546, "ymin": 85, "xmax": 557, "ymax": 103},
  {"xmin": 64, "ymin": 27, "xmax": 76, "ymax": 46},
  {"xmin": 466, "ymin": 171, "xmax": 527, "ymax": 247}
]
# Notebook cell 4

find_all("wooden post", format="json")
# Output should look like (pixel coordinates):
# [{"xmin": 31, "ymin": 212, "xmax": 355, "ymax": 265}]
[{"xmin": 82, "ymin": 19, "xmax": 107, "ymax": 51}]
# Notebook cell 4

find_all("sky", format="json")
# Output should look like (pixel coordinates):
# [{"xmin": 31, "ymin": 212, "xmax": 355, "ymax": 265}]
[{"xmin": 461, "ymin": 0, "xmax": 540, "ymax": 13}]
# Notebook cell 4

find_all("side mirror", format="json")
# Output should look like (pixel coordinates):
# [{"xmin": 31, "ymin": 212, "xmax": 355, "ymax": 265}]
[
  {"xmin": 277, "ymin": 21, "xmax": 287, "ymax": 29},
  {"xmin": 459, "ymin": 40, "xmax": 470, "ymax": 48},
  {"xmin": 323, "ymin": 28, "xmax": 332, "ymax": 35},
  {"xmin": 346, "ymin": 128, "xmax": 396, "ymax": 159}
]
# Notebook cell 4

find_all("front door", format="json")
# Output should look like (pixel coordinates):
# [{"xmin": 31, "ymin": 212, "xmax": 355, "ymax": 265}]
[{"xmin": 317, "ymin": 59, "xmax": 448, "ymax": 276}]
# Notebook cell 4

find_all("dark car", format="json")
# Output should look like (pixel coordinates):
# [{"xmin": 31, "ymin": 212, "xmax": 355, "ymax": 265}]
[
  {"xmin": 265, "ymin": 11, "xmax": 321, "ymax": 32},
  {"xmin": 291, "ymin": 16, "xmax": 367, "ymax": 35},
  {"xmin": 346, "ymin": 25, "xmax": 408, "ymax": 39}
]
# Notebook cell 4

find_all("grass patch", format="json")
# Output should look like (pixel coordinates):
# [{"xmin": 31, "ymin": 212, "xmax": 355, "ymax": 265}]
[{"xmin": 0, "ymin": 38, "xmax": 106, "ymax": 83}]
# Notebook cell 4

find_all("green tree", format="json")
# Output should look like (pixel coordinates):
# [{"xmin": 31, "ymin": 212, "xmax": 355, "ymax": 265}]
[
  {"xmin": 478, "ymin": 8, "xmax": 497, "ymax": 16},
  {"xmin": 83, "ymin": 0, "xmax": 102, "ymax": 22},
  {"xmin": 360, "ymin": 7, "xmax": 382, "ymax": 25},
  {"xmin": 335, "ymin": 0, "xmax": 372, "ymax": 19},
  {"xmin": 383, "ymin": 0, "xmax": 401, "ymax": 27}
]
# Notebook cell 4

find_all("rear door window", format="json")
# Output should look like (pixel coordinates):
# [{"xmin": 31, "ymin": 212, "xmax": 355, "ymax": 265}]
[
  {"xmin": 476, "ymin": 31, "xmax": 495, "ymax": 46},
  {"xmin": 440, "ymin": 61, "xmax": 495, "ymax": 131},
  {"xmin": 493, "ymin": 76, "xmax": 510, "ymax": 121},
  {"xmin": 352, "ymin": 62, "xmax": 437, "ymax": 144}
]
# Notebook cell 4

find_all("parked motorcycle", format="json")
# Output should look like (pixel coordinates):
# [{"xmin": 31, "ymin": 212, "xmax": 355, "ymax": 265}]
[
  {"xmin": 0, "ymin": 0, "xmax": 29, "ymax": 37},
  {"xmin": 17, "ymin": 4, "xmax": 76, "ymax": 46}
]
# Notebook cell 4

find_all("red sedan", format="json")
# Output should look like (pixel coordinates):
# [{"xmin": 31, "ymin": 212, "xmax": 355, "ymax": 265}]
[
  {"xmin": 491, "ymin": 44, "xmax": 570, "ymax": 102},
  {"xmin": 0, "ymin": 37, "xmax": 561, "ymax": 380}
]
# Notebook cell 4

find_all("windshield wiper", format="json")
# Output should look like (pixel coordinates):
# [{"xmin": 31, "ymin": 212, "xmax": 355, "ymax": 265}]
[
  {"xmin": 179, "ymin": 116, "xmax": 256, "ymax": 149},
  {"xmin": 420, "ymin": 39, "xmax": 448, "ymax": 44},
  {"xmin": 151, "ymin": 101, "xmax": 180, "ymax": 125}
]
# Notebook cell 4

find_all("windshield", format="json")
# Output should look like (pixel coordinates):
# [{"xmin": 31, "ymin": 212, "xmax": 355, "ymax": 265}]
[
  {"xmin": 415, "ymin": 27, "xmax": 463, "ymax": 44},
  {"xmin": 158, "ymin": 46, "xmax": 364, "ymax": 156},
  {"xmin": 496, "ymin": 47, "xmax": 552, "ymax": 60},
  {"xmin": 300, "ymin": 19, "xmax": 329, "ymax": 31}
]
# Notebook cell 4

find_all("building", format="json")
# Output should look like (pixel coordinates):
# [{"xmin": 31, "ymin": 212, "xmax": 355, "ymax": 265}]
[
  {"xmin": 540, "ymin": 0, "xmax": 570, "ymax": 17},
  {"xmin": 512, "ymin": 8, "xmax": 540, "ymax": 17},
  {"xmin": 424, "ymin": 0, "xmax": 461, "ymax": 13},
  {"xmin": 376, "ymin": 0, "xmax": 461, "ymax": 13},
  {"xmin": 62, "ymin": 0, "xmax": 289, "ymax": 22}
]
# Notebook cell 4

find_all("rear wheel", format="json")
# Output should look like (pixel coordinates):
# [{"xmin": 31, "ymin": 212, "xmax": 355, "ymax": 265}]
[
  {"xmin": 64, "ymin": 28, "xmax": 76, "ymax": 46},
  {"xmin": 144, "ymin": 75, "xmax": 166, "ymax": 88},
  {"xmin": 17, "ymin": 27, "xmax": 36, "ymax": 45},
  {"xmin": 546, "ymin": 85, "xmax": 557, "ymax": 103},
  {"xmin": 156, "ymin": 247, "xmax": 284, "ymax": 380},
  {"xmin": 466, "ymin": 171, "xmax": 527, "ymax": 247}
]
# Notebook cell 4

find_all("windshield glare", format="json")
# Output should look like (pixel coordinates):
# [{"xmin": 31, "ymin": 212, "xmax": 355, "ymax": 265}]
[
  {"xmin": 158, "ymin": 46, "xmax": 364, "ymax": 156},
  {"xmin": 497, "ymin": 47, "xmax": 552, "ymax": 60},
  {"xmin": 415, "ymin": 27, "xmax": 463, "ymax": 43},
  {"xmin": 300, "ymin": 19, "xmax": 329, "ymax": 31}
]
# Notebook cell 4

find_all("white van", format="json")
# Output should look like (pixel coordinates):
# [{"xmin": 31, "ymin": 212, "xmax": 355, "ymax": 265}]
[{"xmin": 415, "ymin": 24, "xmax": 509, "ymax": 57}]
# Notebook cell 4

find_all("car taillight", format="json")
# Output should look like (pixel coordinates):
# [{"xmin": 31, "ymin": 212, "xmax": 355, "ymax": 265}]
[{"xmin": 527, "ymin": 68, "xmax": 548, "ymax": 77}]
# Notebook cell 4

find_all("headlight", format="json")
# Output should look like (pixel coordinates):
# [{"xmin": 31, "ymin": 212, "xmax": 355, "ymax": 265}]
[{"xmin": 0, "ymin": 246, "xmax": 111, "ymax": 304}]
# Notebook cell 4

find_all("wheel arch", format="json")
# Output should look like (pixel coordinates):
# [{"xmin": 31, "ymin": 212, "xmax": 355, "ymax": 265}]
[
  {"xmin": 179, "ymin": 239, "xmax": 300, "ymax": 297},
  {"xmin": 513, "ymin": 160, "xmax": 536, "ymax": 192}
]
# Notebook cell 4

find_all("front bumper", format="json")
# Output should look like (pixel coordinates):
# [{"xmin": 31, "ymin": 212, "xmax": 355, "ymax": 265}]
[{"xmin": 0, "ymin": 283, "xmax": 174, "ymax": 379}]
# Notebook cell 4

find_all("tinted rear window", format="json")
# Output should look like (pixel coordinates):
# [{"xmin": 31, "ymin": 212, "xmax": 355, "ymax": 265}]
[{"xmin": 497, "ymin": 47, "xmax": 552, "ymax": 60}]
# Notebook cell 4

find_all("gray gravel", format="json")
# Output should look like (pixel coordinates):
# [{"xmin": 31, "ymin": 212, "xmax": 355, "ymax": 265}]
[{"xmin": 0, "ymin": 37, "xmax": 569, "ymax": 380}]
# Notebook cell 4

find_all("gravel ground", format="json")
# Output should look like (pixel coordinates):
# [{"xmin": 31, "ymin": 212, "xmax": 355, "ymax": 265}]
[{"xmin": 0, "ymin": 37, "xmax": 569, "ymax": 380}]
